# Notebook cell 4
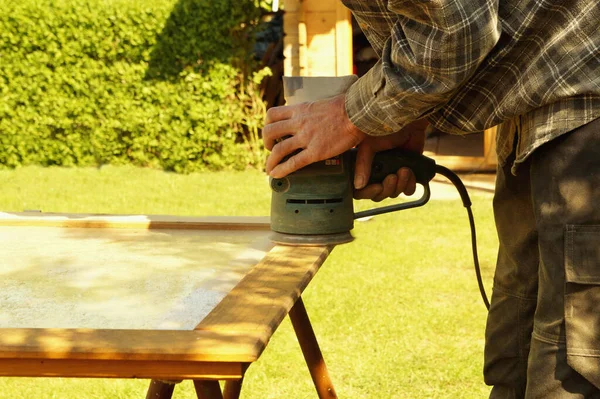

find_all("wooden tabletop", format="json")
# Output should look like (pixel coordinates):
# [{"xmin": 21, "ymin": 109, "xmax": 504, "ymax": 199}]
[{"xmin": 0, "ymin": 212, "xmax": 333, "ymax": 380}]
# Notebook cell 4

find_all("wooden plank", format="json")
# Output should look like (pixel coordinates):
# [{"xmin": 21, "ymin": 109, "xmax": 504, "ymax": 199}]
[
  {"xmin": 299, "ymin": 10, "xmax": 308, "ymax": 75},
  {"xmin": 303, "ymin": 0, "xmax": 335, "ymax": 12},
  {"xmin": 0, "ymin": 212, "xmax": 270, "ymax": 231},
  {"xmin": 287, "ymin": 0, "xmax": 352, "ymax": 77},
  {"xmin": 283, "ymin": 0, "xmax": 301, "ymax": 12},
  {"xmin": 0, "ymin": 213, "xmax": 334, "ymax": 382},
  {"xmin": 335, "ymin": 3, "xmax": 353, "ymax": 76},
  {"xmin": 283, "ymin": 9, "xmax": 300, "ymax": 76},
  {"xmin": 196, "ymin": 245, "xmax": 333, "ymax": 358},
  {"xmin": 305, "ymin": 11, "xmax": 337, "ymax": 76},
  {"xmin": 283, "ymin": 10, "xmax": 308, "ymax": 77},
  {"xmin": 0, "ymin": 329, "xmax": 262, "ymax": 362},
  {"xmin": 427, "ymin": 155, "xmax": 496, "ymax": 172},
  {"xmin": 483, "ymin": 126, "xmax": 498, "ymax": 167},
  {"xmin": 0, "ymin": 358, "xmax": 244, "ymax": 380},
  {"xmin": 0, "ymin": 223, "xmax": 333, "ymax": 374}
]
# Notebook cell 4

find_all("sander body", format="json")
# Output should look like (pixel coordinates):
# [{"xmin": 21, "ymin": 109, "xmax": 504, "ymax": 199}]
[{"xmin": 269, "ymin": 148, "xmax": 437, "ymax": 246}]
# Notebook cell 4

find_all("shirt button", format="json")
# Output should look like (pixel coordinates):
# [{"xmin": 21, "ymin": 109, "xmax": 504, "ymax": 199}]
[{"xmin": 383, "ymin": 125, "xmax": 393, "ymax": 132}]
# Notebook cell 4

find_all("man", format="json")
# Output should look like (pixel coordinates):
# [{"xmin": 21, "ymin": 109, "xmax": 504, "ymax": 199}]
[{"xmin": 262, "ymin": 0, "xmax": 600, "ymax": 397}]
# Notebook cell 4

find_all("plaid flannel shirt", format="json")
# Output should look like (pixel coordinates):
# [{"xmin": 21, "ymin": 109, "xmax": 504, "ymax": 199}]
[{"xmin": 342, "ymin": 0, "xmax": 600, "ymax": 171}]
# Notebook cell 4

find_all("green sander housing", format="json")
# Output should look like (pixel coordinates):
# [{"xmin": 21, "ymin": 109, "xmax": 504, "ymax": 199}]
[{"xmin": 269, "ymin": 148, "xmax": 437, "ymax": 246}]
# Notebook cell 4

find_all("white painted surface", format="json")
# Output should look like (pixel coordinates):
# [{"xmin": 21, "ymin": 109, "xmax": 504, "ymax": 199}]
[{"xmin": 0, "ymin": 227, "xmax": 272, "ymax": 330}]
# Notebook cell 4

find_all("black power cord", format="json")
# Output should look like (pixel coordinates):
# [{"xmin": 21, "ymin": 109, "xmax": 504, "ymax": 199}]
[{"xmin": 434, "ymin": 165, "xmax": 491, "ymax": 311}]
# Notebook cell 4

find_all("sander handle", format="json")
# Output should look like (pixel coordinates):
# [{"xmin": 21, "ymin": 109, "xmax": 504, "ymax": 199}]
[{"xmin": 350, "ymin": 148, "xmax": 436, "ymax": 219}]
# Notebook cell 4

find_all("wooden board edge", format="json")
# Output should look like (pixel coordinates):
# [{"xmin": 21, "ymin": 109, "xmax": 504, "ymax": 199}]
[
  {"xmin": 195, "ymin": 244, "xmax": 334, "ymax": 357},
  {"xmin": 0, "ymin": 212, "xmax": 271, "ymax": 231},
  {"xmin": 0, "ymin": 329, "xmax": 262, "ymax": 363},
  {"xmin": 0, "ymin": 358, "xmax": 246, "ymax": 380}
]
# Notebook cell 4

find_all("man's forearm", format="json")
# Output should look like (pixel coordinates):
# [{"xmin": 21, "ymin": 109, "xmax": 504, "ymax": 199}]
[{"xmin": 343, "ymin": 0, "xmax": 501, "ymax": 136}]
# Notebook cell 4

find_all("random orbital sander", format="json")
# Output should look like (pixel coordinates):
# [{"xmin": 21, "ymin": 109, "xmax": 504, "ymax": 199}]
[
  {"xmin": 269, "ymin": 75, "xmax": 464, "ymax": 247},
  {"xmin": 269, "ymin": 147, "xmax": 438, "ymax": 246}
]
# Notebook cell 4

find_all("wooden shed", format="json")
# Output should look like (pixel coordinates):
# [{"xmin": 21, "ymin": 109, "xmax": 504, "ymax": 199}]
[{"xmin": 282, "ymin": 0, "xmax": 497, "ymax": 172}]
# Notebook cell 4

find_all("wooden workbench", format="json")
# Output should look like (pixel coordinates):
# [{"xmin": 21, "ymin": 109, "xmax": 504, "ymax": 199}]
[{"xmin": 0, "ymin": 212, "xmax": 337, "ymax": 399}]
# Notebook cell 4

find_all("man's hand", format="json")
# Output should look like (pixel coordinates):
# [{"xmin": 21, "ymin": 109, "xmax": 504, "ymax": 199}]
[
  {"xmin": 353, "ymin": 120, "xmax": 427, "ymax": 202},
  {"xmin": 262, "ymin": 94, "xmax": 429, "ymax": 203},
  {"xmin": 263, "ymin": 94, "xmax": 366, "ymax": 178}
]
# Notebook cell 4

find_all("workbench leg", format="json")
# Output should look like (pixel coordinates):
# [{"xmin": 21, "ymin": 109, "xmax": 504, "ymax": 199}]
[
  {"xmin": 289, "ymin": 296, "xmax": 338, "ymax": 399},
  {"xmin": 194, "ymin": 380, "xmax": 224, "ymax": 399},
  {"xmin": 223, "ymin": 379, "xmax": 243, "ymax": 399},
  {"xmin": 145, "ymin": 380, "xmax": 177, "ymax": 399},
  {"xmin": 193, "ymin": 379, "xmax": 242, "ymax": 399}
]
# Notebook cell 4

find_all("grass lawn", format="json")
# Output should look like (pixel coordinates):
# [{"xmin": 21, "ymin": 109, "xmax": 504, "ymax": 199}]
[{"xmin": 0, "ymin": 165, "xmax": 497, "ymax": 398}]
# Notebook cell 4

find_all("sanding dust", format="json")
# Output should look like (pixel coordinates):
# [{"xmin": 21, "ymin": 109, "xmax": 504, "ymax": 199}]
[{"xmin": 0, "ymin": 226, "xmax": 272, "ymax": 330}]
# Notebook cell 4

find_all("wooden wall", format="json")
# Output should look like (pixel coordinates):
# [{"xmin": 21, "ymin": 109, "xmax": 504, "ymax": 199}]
[{"xmin": 283, "ymin": 0, "xmax": 352, "ymax": 77}]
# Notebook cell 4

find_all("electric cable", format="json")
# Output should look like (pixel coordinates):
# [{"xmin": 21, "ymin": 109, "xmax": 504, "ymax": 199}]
[{"xmin": 434, "ymin": 165, "xmax": 491, "ymax": 310}]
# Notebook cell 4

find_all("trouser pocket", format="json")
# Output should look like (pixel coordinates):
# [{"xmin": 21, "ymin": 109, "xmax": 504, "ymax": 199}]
[{"xmin": 564, "ymin": 225, "xmax": 600, "ymax": 389}]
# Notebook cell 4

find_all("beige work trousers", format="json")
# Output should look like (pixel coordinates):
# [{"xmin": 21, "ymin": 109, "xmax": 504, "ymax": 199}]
[{"xmin": 484, "ymin": 116, "xmax": 600, "ymax": 398}]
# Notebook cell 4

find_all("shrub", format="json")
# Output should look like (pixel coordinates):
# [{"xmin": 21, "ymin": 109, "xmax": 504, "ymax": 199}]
[{"xmin": 0, "ymin": 0, "xmax": 269, "ymax": 172}]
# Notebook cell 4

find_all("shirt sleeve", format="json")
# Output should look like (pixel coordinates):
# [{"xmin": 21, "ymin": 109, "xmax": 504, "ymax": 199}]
[{"xmin": 342, "ymin": 0, "xmax": 501, "ymax": 135}]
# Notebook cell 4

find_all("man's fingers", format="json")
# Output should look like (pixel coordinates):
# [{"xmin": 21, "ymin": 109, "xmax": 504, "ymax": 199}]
[
  {"xmin": 263, "ymin": 119, "xmax": 298, "ymax": 150},
  {"xmin": 354, "ymin": 168, "xmax": 419, "ymax": 201},
  {"xmin": 393, "ymin": 168, "xmax": 417, "ymax": 197},
  {"xmin": 404, "ymin": 170, "xmax": 417, "ymax": 196},
  {"xmin": 269, "ymin": 148, "xmax": 314, "ymax": 178},
  {"xmin": 372, "ymin": 174, "xmax": 398, "ymax": 202},
  {"xmin": 264, "ymin": 104, "xmax": 294, "ymax": 125},
  {"xmin": 265, "ymin": 137, "xmax": 303, "ymax": 174},
  {"xmin": 354, "ymin": 143, "xmax": 375, "ymax": 189},
  {"xmin": 354, "ymin": 184, "xmax": 384, "ymax": 200},
  {"xmin": 354, "ymin": 175, "xmax": 398, "ymax": 202}
]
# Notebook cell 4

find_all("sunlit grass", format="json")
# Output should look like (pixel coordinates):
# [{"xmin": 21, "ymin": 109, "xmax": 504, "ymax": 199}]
[{"xmin": 0, "ymin": 165, "xmax": 495, "ymax": 398}]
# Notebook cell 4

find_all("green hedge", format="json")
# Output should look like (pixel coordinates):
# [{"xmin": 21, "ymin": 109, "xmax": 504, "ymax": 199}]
[{"xmin": 0, "ymin": 0, "xmax": 269, "ymax": 172}]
